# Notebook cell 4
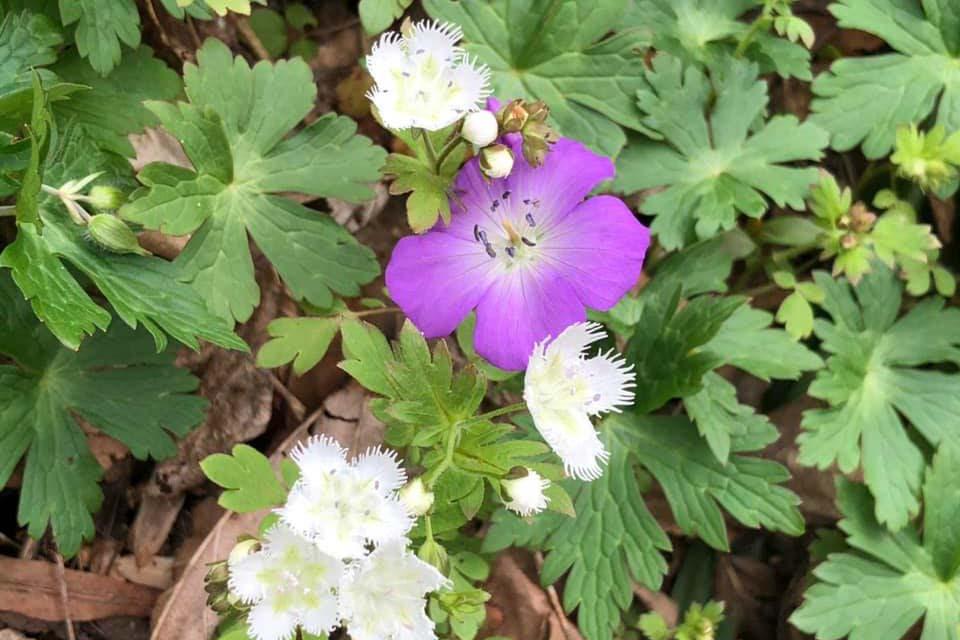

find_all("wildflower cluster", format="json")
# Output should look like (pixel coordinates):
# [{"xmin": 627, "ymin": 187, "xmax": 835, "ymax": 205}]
[{"xmin": 221, "ymin": 437, "xmax": 447, "ymax": 640}]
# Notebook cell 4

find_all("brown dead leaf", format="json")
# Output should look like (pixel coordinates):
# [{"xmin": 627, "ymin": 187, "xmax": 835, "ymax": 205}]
[
  {"xmin": 0, "ymin": 557, "xmax": 159, "ymax": 622},
  {"xmin": 483, "ymin": 550, "xmax": 582, "ymax": 640},
  {"xmin": 930, "ymin": 194, "xmax": 955, "ymax": 245},
  {"xmin": 150, "ymin": 384, "xmax": 385, "ymax": 640},
  {"xmin": 146, "ymin": 257, "xmax": 281, "ymax": 500},
  {"xmin": 128, "ymin": 127, "xmax": 191, "ymax": 173},
  {"xmin": 112, "ymin": 557, "xmax": 175, "ymax": 591},
  {"xmin": 765, "ymin": 396, "xmax": 838, "ymax": 524},
  {"xmin": 129, "ymin": 494, "xmax": 186, "ymax": 569}
]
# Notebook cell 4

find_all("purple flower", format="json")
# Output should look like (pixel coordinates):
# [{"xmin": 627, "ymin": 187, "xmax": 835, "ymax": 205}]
[{"xmin": 385, "ymin": 134, "xmax": 650, "ymax": 371}]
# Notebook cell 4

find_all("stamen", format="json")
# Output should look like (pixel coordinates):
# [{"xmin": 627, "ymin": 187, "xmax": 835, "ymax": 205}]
[
  {"xmin": 491, "ymin": 200, "xmax": 500, "ymax": 211},
  {"xmin": 484, "ymin": 242, "xmax": 496, "ymax": 258},
  {"xmin": 525, "ymin": 213, "xmax": 536, "ymax": 227},
  {"xmin": 477, "ymin": 228, "xmax": 488, "ymax": 243},
  {"xmin": 473, "ymin": 224, "xmax": 481, "ymax": 241},
  {"xmin": 505, "ymin": 246, "xmax": 516, "ymax": 258},
  {"xmin": 501, "ymin": 219, "xmax": 522, "ymax": 244},
  {"xmin": 522, "ymin": 237, "xmax": 536, "ymax": 247},
  {"xmin": 502, "ymin": 190, "xmax": 511, "ymax": 200}
]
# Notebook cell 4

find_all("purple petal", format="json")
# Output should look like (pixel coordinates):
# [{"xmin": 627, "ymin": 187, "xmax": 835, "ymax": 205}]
[
  {"xmin": 385, "ymin": 232, "xmax": 496, "ymax": 337},
  {"xmin": 473, "ymin": 267, "xmax": 586, "ymax": 371},
  {"xmin": 505, "ymin": 137, "xmax": 614, "ymax": 227},
  {"xmin": 545, "ymin": 195, "xmax": 650, "ymax": 310}
]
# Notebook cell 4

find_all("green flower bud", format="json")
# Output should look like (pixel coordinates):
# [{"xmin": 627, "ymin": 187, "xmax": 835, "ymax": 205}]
[
  {"xmin": 87, "ymin": 214, "xmax": 150, "ymax": 256},
  {"xmin": 417, "ymin": 538, "xmax": 449, "ymax": 574},
  {"xmin": 86, "ymin": 185, "xmax": 126, "ymax": 210}
]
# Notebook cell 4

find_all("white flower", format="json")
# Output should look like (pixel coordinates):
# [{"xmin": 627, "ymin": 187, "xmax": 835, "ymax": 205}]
[
  {"xmin": 339, "ymin": 540, "xmax": 449, "ymax": 640},
  {"xmin": 228, "ymin": 525, "xmax": 343, "ymax": 640},
  {"xmin": 478, "ymin": 143, "xmax": 514, "ymax": 178},
  {"xmin": 461, "ymin": 110, "xmax": 499, "ymax": 146},
  {"xmin": 523, "ymin": 322, "xmax": 635, "ymax": 481},
  {"xmin": 399, "ymin": 477, "xmax": 435, "ymax": 516},
  {"xmin": 502, "ymin": 470, "xmax": 550, "ymax": 517},
  {"xmin": 366, "ymin": 20, "xmax": 491, "ymax": 131},
  {"xmin": 279, "ymin": 436, "xmax": 413, "ymax": 559}
]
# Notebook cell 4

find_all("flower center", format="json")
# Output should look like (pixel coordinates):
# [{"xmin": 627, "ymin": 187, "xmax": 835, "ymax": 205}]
[{"xmin": 473, "ymin": 193, "xmax": 541, "ymax": 265}]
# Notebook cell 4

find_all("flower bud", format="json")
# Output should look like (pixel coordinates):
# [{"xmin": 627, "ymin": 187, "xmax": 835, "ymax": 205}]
[
  {"xmin": 501, "ymin": 469, "xmax": 550, "ymax": 517},
  {"xmin": 417, "ymin": 538, "xmax": 449, "ymax": 574},
  {"xmin": 499, "ymin": 99, "xmax": 529, "ymax": 133},
  {"xmin": 521, "ymin": 120, "xmax": 558, "ymax": 167},
  {"xmin": 228, "ymin": 538, "xmax": 260, "ymax": 565},
  {"xmin": 87, "ymin": 215, "xmax": 150, "ymax": 256},
  {"xmin": 399, "ymin": 477, "xmax": 434, "ymax": 516},
  {"xmin": 848, "ymin": 202, "xmax": 877, "ymax": 233},
  {"xmin": 479, "ymin": 143, "xmax": 514, "ymax": 179},
  {"xmin": 461, "ymin": 110, "xmax": 499, "ymax": 146},
  {"xmin": 86, "ymin": 185, "xmax": 126, "ymax": 210}
]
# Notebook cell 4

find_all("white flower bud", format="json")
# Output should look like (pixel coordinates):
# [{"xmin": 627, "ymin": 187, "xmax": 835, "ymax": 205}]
[
  {"xmin": 479, "ymin": 143, "xmax": 514, "ymax": 179},
  {"xmin": 461, "ymin": 110, "xmax": 499, "ymax": 146},
  {"xmin": 399, "ymin": 477, "xmax": 434, "ymax": 516},
  {"xmin": 501, "ymin": 469, "xmax": 550, "ymax": 517}
]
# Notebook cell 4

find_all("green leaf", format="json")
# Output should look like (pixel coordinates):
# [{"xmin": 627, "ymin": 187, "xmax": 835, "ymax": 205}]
[
  {"xmin": 249, "ymin": 8, "xmax": 288, "ymax": 58},
  {"xmin": 0, "ymin": 274, "xmax": 207, "ymax": 557},
  {"xmin": 340, "ymin": 320, "xmax": 487, "ymax": 433},
  {"xmin": 284, "ymin": 4, "xmax": 317, "ymax": 30},
  {"xmin": 627, "ymin": 286, "xmax": 744, "ymax": 413},
  {"xmin": 812, "ymin": 0, "xmax": 960, "ymax": 158},
  {"xmin": 201, "ymin": 444, "xmax": 288, "ymax": 512},
  {"xmin": 610, "ymin": 412, "xmax": 803, "ymax": 551},
  {"xmin": 924, "ymin": 445, "xmax": 960, "ymax": 580},
  {"xmin": 50, "ymin": 46, "xmax": 182, "ymax": 156},
  {"xmin": 359, "ymin": 0, "xmax": 413, "ymax": 36},
  {"xmin": 776, "ymin": 290, "xmax": 815, "ymax": 339},
  {"xmin": 0, "ymin": 126, "xmax": 245, "ymax": 352},
  {"xmin": 0, "ymin": 9, "xmax": 62, "ymax": 95},
  {"xmin": 791, "ymin": 476, "xmax": 960, "ymax": 640},
  {"xmin": 424, "ymin": 0, "xmax": 649, "ymax": 158},
  {"xmin": 623, "ymin": 0, "xmax": 811, "ymax": 79},
  {"xmin": 485, "ymin": 442, "xmax": 672, "ymax": 640},
  {"xmin": 121, "ymin": 39, "xmax": 385, "ymax": 323},
  {"xmin": 683, "ymin": 371, "xmax": 777, "ymax": 464},
  {"xmin": 15, "ymin": 73, "xmax": 49, "ymax": 226},
  {"xmin": 615, "ymin": 55, "xmax": 827, "ymax": 248},
  {"xmin": 256, "ymin": 316, "xmax": 340, "ymax": 375},
  {"xmin": 798, "ymin": 264, "xmax": 960, "ymax": 530},
  {"xmin": 384, "ymin": 153, "xmax": 454, "ymax": 233},
  {"xmin": 59, "ymin": 0, "xmax": 141, "ymax": 76},
  {"xmin": 704, "ymin": 304, "xmax": 823, "ymax": 380}
]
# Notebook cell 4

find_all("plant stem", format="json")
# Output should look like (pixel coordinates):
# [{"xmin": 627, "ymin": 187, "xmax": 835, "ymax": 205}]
[
  {"xmin": 423, "ymin": 402, "xmax": 527, "ymax": 488},
  {"xmin": 346, "ymin": 306, "xmax": 401, "ymax": 319},
  {"xmin": 420, "ymin": 128, "xmax": 439, "ymax": 170},
  {"xmin": 424, "ymin": 420, "xmax": 461, "ymax": 489},
  {"xmin": 459, "ymin": 402, "xmax": 527, "ymax": 429},
  {"xmin": 434, "ymin": 136, "xmax": 465, "ymax": 173},
  {"xmin": 734, "ymin": 8, "xmax": 772, "ymax": 57},
  {"xmin": 0, "ymin": 205, "xmax": 16, "ymax": 216}
]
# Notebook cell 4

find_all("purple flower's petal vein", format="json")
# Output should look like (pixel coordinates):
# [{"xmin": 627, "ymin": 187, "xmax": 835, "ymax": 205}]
[
  {"xmin": 545, "ymin": 195, "xmax": 651, "ymax": 310},
  {"xmin": 385, "ymin": 232, "xmax": 497, "ymax": 337},
  {"xmin": 473, "ymin": 266, "xmax": 586, "ymax": 371}
]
